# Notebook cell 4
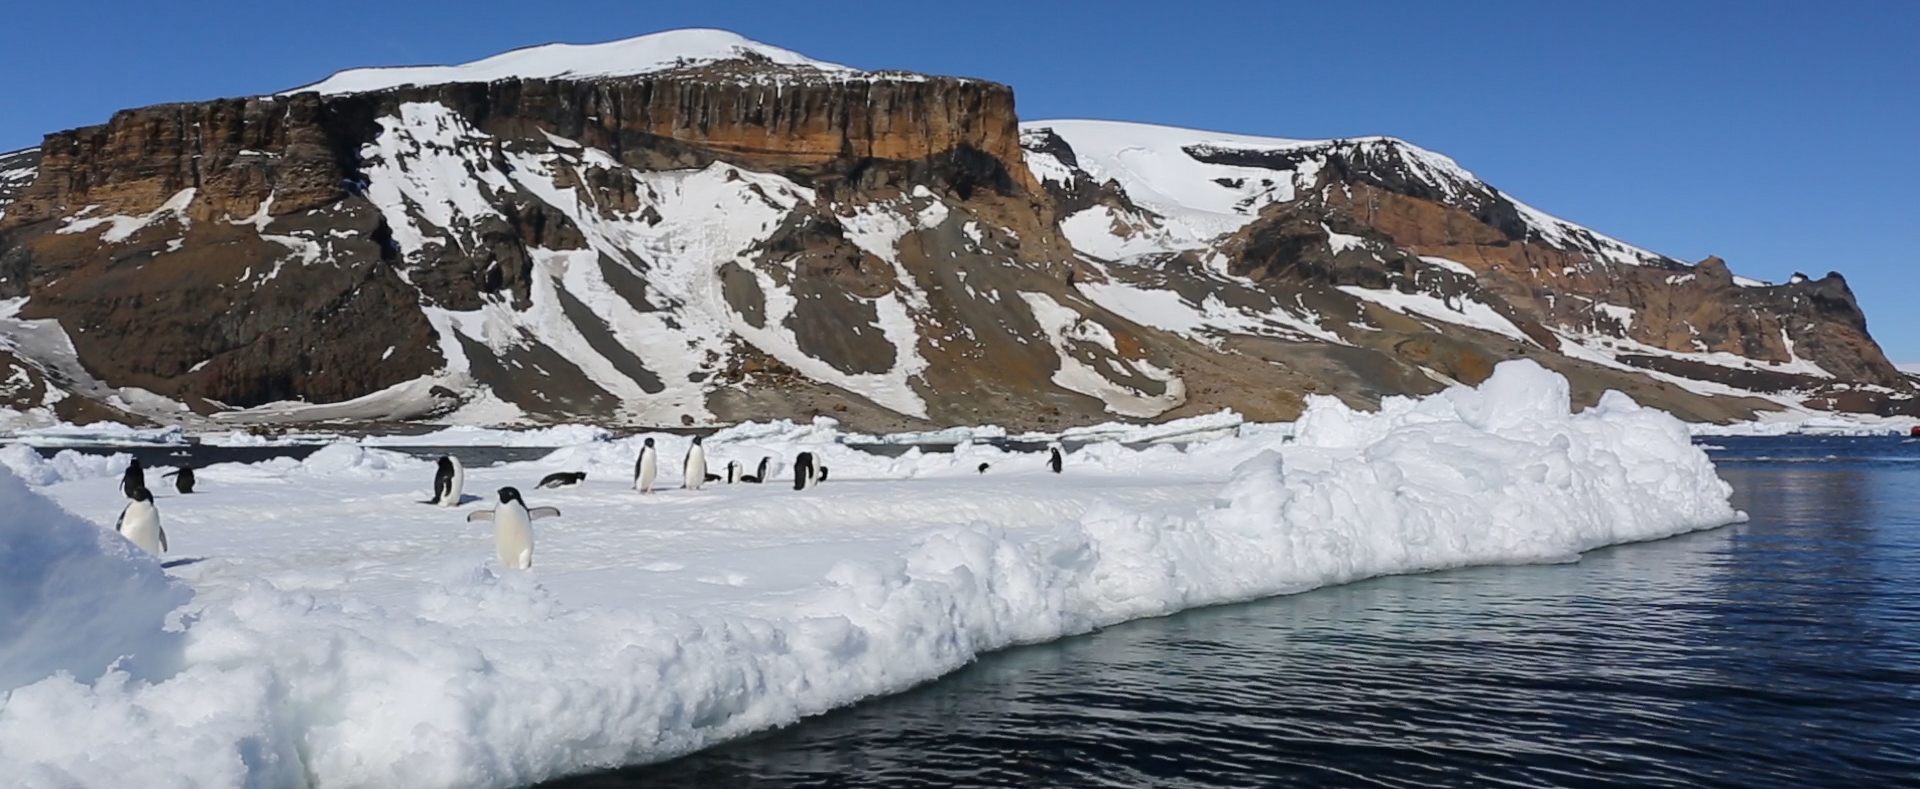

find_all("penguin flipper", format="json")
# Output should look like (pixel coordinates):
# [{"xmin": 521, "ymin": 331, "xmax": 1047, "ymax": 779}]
[
  {"xmin": 467, "ymin": 510, "xmax": 496, "ymax": 522},
  {"xmin": 114, "ymin": 507, "xmax": 126, "ymax": 532},
  {"xmin": 157, "ymin": 526, "xmax": 168, "ymax": 553},
  {"xmin": 517, "ymin": 549, "xmax": 533, "ymax": 570},
  {"xmin": 527, "ymin": 507, "xmax": 561, "ymax": 520}
]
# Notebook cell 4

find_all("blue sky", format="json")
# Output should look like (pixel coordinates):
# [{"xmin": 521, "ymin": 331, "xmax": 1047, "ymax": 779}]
[{"xmin": 4, "ymin": 0, "xmax": 1916, "ymax": 360}]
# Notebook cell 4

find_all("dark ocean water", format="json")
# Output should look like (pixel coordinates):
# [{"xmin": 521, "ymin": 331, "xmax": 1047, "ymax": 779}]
[{"xmin": 544, "ymin": 436, "xmax": 1920, "ymax": 788}]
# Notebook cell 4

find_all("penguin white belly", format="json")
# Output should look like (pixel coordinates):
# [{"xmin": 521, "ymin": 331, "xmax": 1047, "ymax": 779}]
[
  {"xmin": 118, "ymin": 502, "xmax": 165, "ymax": 555},
  {"xmin": 685, "ymin": 446, "xmax": 707, "ymax": 490},
  {"xmin": 637, "ymin": 451, "xmax": 658, "ymax": 493},
  {"xmin": 494, "ymin": 508, "xmax": 535, "ymax": 570},
  {"xmin": 442, "ymin": 460, "xmax": 466, "ymax": 507}
]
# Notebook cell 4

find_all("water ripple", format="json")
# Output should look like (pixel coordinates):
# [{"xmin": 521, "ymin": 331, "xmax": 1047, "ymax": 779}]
[{"xmin": 545, "ymin": 436, "xmax": 1920, "ymax": 788}]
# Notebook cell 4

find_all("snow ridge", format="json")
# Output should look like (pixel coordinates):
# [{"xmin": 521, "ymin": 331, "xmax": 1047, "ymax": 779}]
[{"xmin": 0, "ymin": 362, "xmax": 1740, "ymax": 788}]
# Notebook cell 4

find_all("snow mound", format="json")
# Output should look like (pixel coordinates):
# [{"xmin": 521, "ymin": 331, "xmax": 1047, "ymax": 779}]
[
  {"xmin": 0, "ymin": 444, "xmax": 129, "ymax": 486},
  {"xmin": 0, "ymin": 467, "xmax": 191, "ymax": 692},
  {"xmin": 300, "ymin": 445, "xmax": 422, "ymax": 478},
  {"xmin": 290, "ymin": 29, "xmax": 857, "ymax": 95},
  {"xmin": 0, "ymin": 361, "xmax": 1738, "ymax": 787}
]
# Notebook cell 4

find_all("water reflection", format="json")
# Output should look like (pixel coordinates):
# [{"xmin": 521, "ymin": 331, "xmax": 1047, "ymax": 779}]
[{"xmin": 547, "ymin": 437, "xmax": 1920, "ymax": 788}]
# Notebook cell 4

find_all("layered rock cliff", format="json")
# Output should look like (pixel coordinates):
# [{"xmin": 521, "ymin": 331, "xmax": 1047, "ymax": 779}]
[{"xmin": 0, "ymin": 30, "xmax": 1908, "ymax": 430}]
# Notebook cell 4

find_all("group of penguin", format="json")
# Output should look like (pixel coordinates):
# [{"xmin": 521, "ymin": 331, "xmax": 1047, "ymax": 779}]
[{"xmin": 112, "ymin": 436, "xmax": 1068, "ymax": 572}]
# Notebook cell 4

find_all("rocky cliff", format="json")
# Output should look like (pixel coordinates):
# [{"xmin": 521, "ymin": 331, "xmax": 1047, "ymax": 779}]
[{"xmin": 0, "ymin": 30, "xmax": 1908, "ymax": 430}]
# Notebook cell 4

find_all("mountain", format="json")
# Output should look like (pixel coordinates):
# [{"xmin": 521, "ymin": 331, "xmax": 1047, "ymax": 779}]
[{"xmin": 0, "ymin": 29, "xmax": 1910, "ymax": 431}]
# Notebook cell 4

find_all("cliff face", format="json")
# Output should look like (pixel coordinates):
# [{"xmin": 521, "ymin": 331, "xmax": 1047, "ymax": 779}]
[
  {"xmin": 0, "ymin": 32, "xmax": 1908, "ymax": 430},
  {"xmin": 0, "ymin": 59, "xmax": 1051, "ymax": 419}
]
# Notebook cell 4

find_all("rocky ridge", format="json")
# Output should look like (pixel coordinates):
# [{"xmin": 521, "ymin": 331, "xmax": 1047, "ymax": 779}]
[{"xmin": 0, "ymin": 30, "xmax": 1908, "ymax": 431}]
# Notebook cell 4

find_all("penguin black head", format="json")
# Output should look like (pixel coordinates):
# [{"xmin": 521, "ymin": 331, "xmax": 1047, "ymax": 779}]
[
  {"xmin": 498, "ymin": 487, "xmax": 524, "ymax": 505},
  {"xmin": 127, "ymin": 485, "xmax": 153, "ymax": 503},
  {"xmin": 437, "ymin": 456, "xmax": 453, "ymax": 471},
  {"xmin": 128, "ymin": 459, "xmax": 143, "ymax": 472},
  {"xmin": 644, "ymin": 437, "xmax": 656, "ymax": 448},
  {"xmin": 692, "ymin": 435, "xmax": 704, "ymax": 445}
]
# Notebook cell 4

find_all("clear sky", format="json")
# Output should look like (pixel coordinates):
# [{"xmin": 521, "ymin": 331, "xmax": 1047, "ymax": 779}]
[{"xmin": 4, "ymin": 1, "xmax": 1915, "ymax": 360}]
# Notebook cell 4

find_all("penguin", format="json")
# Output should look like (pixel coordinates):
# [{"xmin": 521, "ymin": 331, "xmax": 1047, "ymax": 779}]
[
  {"xmin": 741, "ymin": 457, "xmax": 770, "ymax": 484},
  {"xmin": 427, "ymin": 455, "xmax": 465, "ymax": 507},
  {"xmin": 115, "ymin": 485, "xmax": 167, "ymax": 556},
  {"xmin": 161, "ymin": 466, "xmax": 196, "ymax": 494},
  {"xmin": 793, "ymin": 451, "xmax": 817, "ymax": 491},
  {"xmin": 977, "ymin": 462, "xmax": 991, "ymax": 474},
  {"xmin": 635, "ymin": 437, "xmax": 659, "ymax": 493},
  {"xmin": 537, "ymin": 471, "xmax": 586, "ymax": 489},
  {"xmin": 1047, "ymin": 445, "xmax": 1063, "ymax": 474},
  {"xmin": 121, "ymin": 458, "xmax": 146, "ymax": 499},
  {"xmin": 725, "ymin": 460, "xmax": 742, "ymax": 485},
  {"xmin": 466, "ymin": 486, "xmax": 559, "ymax": 570},
  {"xmin": 684, "ymin": 436, "xmax": 708, "ymax": 491}
]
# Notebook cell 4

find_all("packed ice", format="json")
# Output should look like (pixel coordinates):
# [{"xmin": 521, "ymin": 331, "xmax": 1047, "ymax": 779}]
[{"xmin": 0, "ymin": 361, "xmax": 1742, "ymax": 787}]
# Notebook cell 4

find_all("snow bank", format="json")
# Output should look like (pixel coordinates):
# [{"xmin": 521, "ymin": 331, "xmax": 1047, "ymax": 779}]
[
  {"xmin": 0, "ymin": 444, "xmax": 129, "ymax": 486},
  {"xmin": 0, "ymin": 361, "xmax": 1738, "ymax": 788},
  {"xmin": 0, "ymin": 467, "xmax": 191, "ymax": 693},
  {"xmin": 9, "ymin": 423, "xmax": 185, "ymax": 447},
  {"xmin": 358, "ymin": 424, "xmax": 616, "ymax": 448},
  {"xmin": 1689, "ymin": 412, "xmax": 1920, "ymax": 437}
]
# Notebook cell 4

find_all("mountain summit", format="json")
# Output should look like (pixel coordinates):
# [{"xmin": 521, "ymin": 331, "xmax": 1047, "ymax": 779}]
[{"xmin": 0, "ymin": 30, "xmax": 1908, "ymax": 430}]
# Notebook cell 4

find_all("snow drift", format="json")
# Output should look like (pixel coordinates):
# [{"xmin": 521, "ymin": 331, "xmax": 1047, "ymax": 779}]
[
  {"xmin": 0, "ymin": 361, "xmax": 1739, "ymax": 788},
  {"xmin": 0, "ymin": 468, "xmax": 190, "ymax": 693}
]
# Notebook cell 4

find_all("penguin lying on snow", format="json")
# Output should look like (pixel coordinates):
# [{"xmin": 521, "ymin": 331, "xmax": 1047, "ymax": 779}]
[
  {"xmin": 116, "ymin": 485, "xmax": 167, "ymax": 556},
  {"xmin": 467, "ymin": 487, "xmax": 560, "ymax": 570},
  {"xmin": 537, "ymin": 471, "xmax": 586, "ymax": 489},
  {"xmin": 161, "ymin": 466, "xmax": 196, "ymax": 494},
  {"xmin": 425, "ymin": 455, "xmax": 464, "ymax": 506},
  {"xmin": 977, "ymin": 462, "xmax": 991, "ymax": 474},
  {"xmin": 635, "ymin": 438, "xmax": 659, "ymax": 493},
  {"xmin": 740, "ymin": 457, "xmax": 770, "ymax": 484}
]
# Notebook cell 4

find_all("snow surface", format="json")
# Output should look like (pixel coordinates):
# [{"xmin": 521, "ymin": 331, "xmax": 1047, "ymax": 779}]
[
  {"xmin": 290, "ymin": 29, "xmax": 859, "ymax": 95},
  {"xmin": 0, "ymin": 361, "xmax": 1741, "ymax": 788}
]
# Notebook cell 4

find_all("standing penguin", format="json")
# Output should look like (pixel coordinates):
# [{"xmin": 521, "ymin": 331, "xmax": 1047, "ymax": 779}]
[
  {"xmin": 792, "ymin": 451, "xmax": 818, "ymax": 491},
  {"xmin": 428, "ymin": 455, "xmax": 465, "ymax": 507},
  {"xmin": 684, "ymin": 436, "xmax": 708, "ymax": 491},
  {"xmin": 1047, "ymin": 445, "xmax": 1064, "ymax": 474},
  {"xmin": 115, "ymin": 486, "xmax": 167, "ymax": 556},
  {"xmin": 161, "ymin": 466, "xmax": 196, "ymax": 494},
  {"xmin": 121, "ymin": 459, "xmax": 146, "ymax": 499},
  {"xmin": 725, "ymin": 460, "xmax": 742, "ymax": 484},
  {"xmin": 466, "ymin": 487, "xmax": 559, "ymax": 570},
  {"xmin": 634, "ymin": 437, "xmax": 659, "ymax": 493}
]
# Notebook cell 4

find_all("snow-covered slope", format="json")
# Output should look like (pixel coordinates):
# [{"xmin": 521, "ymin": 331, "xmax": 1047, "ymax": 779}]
[
  {"xmin": 290, "ymin": 28, "xmax": 858, "ymax": 94},
  {"xmin": 0, "ymin": 362, "xmax": 1743, "ymax": 787},
  {"xmin": 1025, "ymin": 119, "xmax": 1671, "ymax": 269}
]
